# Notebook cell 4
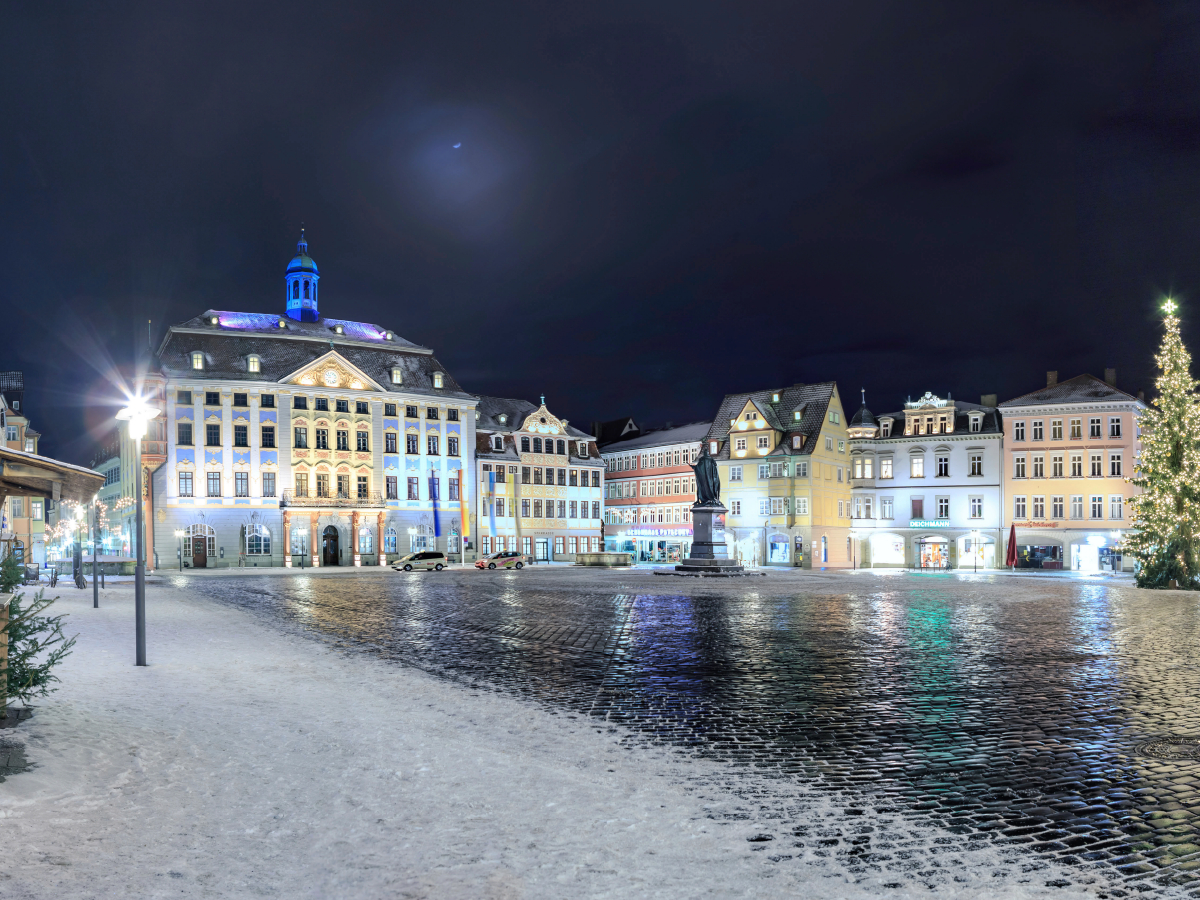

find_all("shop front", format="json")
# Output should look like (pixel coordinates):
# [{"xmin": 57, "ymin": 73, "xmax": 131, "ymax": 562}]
[
  {"xmin": 868, "ymin": 532, "xmax": 907, "ymax": 568},
  {"xmin": 956, "ymin": 533, "xmax": 995, "ymax": 570},
  {"xmin": 606, "ymin": 525, "xmax": 692, "ymax": 563},
  {"xmin": 1069, "ymin": 531, "xmax": 1126, "ymax": 572}
]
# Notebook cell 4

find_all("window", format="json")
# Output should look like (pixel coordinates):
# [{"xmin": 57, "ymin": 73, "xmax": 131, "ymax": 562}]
[
  {"xmin": 881, "ymin": 421, "xmax": 891, "ymax": 437},
  {"xmin": 337, "ymin": 430, "xmax": 350, "ymax": 451},
  {"xmin": 1091, "ymin": 495, "xmax": 1103, "ymax": 518},
  {"xmin": 969, "ymin": 453, "xmax": 982, "ymax": 476},
  {"xmin": 179, "ymin": 472, "xmax": 193, "ymax": 497},
  {"xmin": 316, "ymin": 474, "xmax": 330, "ymax": 498},
  {"xmin": 937, "ymin": 497, "xmax": 949, "ymax": 518},
  {"xmin": 837, "ymin": 467, "xmax": 843, "ymax": 483},
  {"xmin": 1087, "ymin": 417, "xmax": 1101, "ymax": 439},
  {"xmin": 355, "ymin": 401, "xmax": 368, "ymax": 415},
  {"xmin": 1070, "ymin": 419, "xmax": 1082, "ymax": 440},
  {"xmin": 245, "ymin": 524, "xmax": 270, "ymax": 555},
  {"xmin": 579, "ymin": 441, "xmax": 589, "ymax": 456},
  {"xmin": 30, "ymin": 499, "xmax": 42, "ymax": 521},
  {"xmin": 534, "ymin": 499, "xmax": 543, "ymax": 518},
  {"xmin": 796, "ymin": 497, "xmax": 809, "ymax": 515},
  {"xmin": 385, "ymin": 432, "xmax": 397, "ymax": 454},
  {"xmin": 521, "ymin": 436, "xmax": 531, "ymax": 453},
  {"xmin": 520, "ymin": 499, "xmax": 531, "ymax": 518},
  {"xmin": 1052, "ymin": 496, "xmax": 1064, "ymax": 518},
  {"xmin": 1053, "ymin": 454, "xmax": 1064, "ymax": 478},
  {"xmin": 735, "ymin": 437, "xmax": 747, "ymax": 451},
  {"xmin": 406, "ymin": 405, "xmax": 418, "ymax": 418},
  {"xmin": 207, "ymin": 472, "xmax": 222, "ymax": 497},
  {"xmin": 1071, "ymin": 495, "xmax": 1084, "ymax": 519},
  {"xmin": 391, "ymin": 368, "xmax": 403, "ymax": 385},
  {"xmin": 1013, "ymin": 455, "xmax": 1026, "ymax": 478},
  {"xmin": 383, "ymin": 403, "xmax": 396, "ymax": 417},
  {"xmin": 235, "ymin": 472, "xmax": 249, "ymax": 497},
  {"xmin": 384, "ymin": 527, "xmax": 398, "ymax": 554},
  {"xmin": 838, "ymin": 440, "xmax": 845, "ymax": 453},
  {"xmin": 206, "ymin": 424, "xmax": 221, "ymax": 446},
  {"xmin": 911, "ymin": 498, "xmax": 924, "ymax": 519},
  {"xmin": 836, "ymin": 500, "xmax": 844, "ymax": 518},
  {"xmin": 569, "ymin": 469, "xmax": 578, "ymax": 487},
  {"xmin": 1032, "ymin": 496, "xmax": 1044, "ymax": 518},
  {"xmin": 937, "ymin": 455, "xmax": 949, "ymax": 477},
  {"xmin": 878, "ymin": 458, "xmax": 890, "ymax": 479},
  {"xmin": 1014, "ymin": 496, "xmax": 1026, "ymax": 519},
  {"xmin": 433, "ymin": 372, "xmax": 444, "ymax": 389},
  {"xmin": 358, "ymin": 526, "xmax": 373, "ymax": 553},
  {"xmin": 521, "ymin": 466, "xmax": 531, "ymax": 484},
  {"xmin": 557, "ymin": 468, "xmax": 567, "ymax": 486},
  {"xmin": 969, "ymin": 416, "xmax": 981, "ymax": 433},
  {"xmin": 386, "ymin": 476, "xmax": 398, "ymax": 499},
  {"xmin": 406, "ymin": 434, "xmax": 418, "ymax": 454},
  {"xmin": 1070, "ymin": 453, "xmax": 1082, "ymax": 478},
  {"xmin": 1051, "ymin": 419, "xmax": 1063, "ymax": 440},
  {"xmin": 730, "ymin": 466, "xmax": 743, "ymax": 482},
  {"xmin": 332, "ymin": 400, "xmax": 347, "ymax": 414},
  {"xmin": 261, "ymin": 394, "xmax": 275, "ymax": 408},
  {"xmin": 490, "ymin": 435, "xmax": 503, "ymax": 451},
  {"xmin": 731, "ymin": 499, "xmax": 742, "ymax": 515},
  {"xmin": 1032, "ymin": 454, "xmax": 1044, "ymax": 478},
  {"xmin": 233, "ymin": 393, "xmax": 248, "ymax": 407},
  {"xmin": 825, "ymin": 436, "xmax": 833, "ymax": 451},
  {"xmin": 426, "ymin": 407, "xmax": 439, "ymax": 420},
  {"xmin": 770, "ymin": 497, "xmax": 786, "ymax": 515},
  {"xmin": 1032, "ymin": 420, "xmax": 1044, "ymax": 441},
  {"xmin": 206, "ymin": 391, "xmax": 220, "ymax": 406},
  {"xmin": 191, "ymin": 351, "xmax": 204, "ymax": 370},
  {"xmin": 177, "ymin": 390, "xmax": 192, "ymax": 405},
  {"xmin": 758, "ymin": 463, "xmax": 770, "ymax": 480},
  {"xmin": 407, "ymin": 477, "xmax": 419, "ymax": 500},
  {"xmin": 1090, "ymin": 452, "xmax": 1102, "ymax": 477},
  {"xmin": 294, "ymin": 473, "xmax": 309, "ymax": 498},
  {"xmin": 316, "ymin": 398, "xmax": 330, "ymax": 412},
  {"xmin": 261, "ymin": 426, "xmax": 275, "ymax": 448},
  {"xmin": 234, "ymin": 425, "xmax": 248, "ymax": 447},
  {"xmin": 1110, "ymin": 453, "xmax": 1122, "ymax": 477},
  {"xmin": 178, "ymin": 422, "xmax": 193, "ymax": 445},
  {"xmin": 1110, "ymin": 495, "xmax": 1123, "ymax": 519},
  {"xmin": 911, "ymin": 456, "xmax": 924, "ymax": 478},
  {"xmin": 569, "ymin": 500, "xmax": 578, "ymax": 518},
  {"xmin": 970, "ymin": 497, "xmax": 982, "ymax": 518},
  {"xmin": 830, "ymin": 410, "xmax": 840, "ymax": 424},
  {"xmin": 357, "ymin": 431, "xmax": 369, "ymax": 452},
  {"xmin": 1013, "ymin": 421, "xmax": 1025, "ymax": 441},
  {"xmin": 293, "ymin": 396, "xmax": 308, "ymax": 410},
  {"xmin": 448, "ymin": 409, "xmax": 460, "ymax": 422},
  {"xmin": 533, "ymin": 467, "xmax": 543, "ymax": 485},
  {"xmin": 263, "ymin": 473, "xmax": 276, "ymax": 497},
  {"xmin": 448, "ymin": 436, "xmax": 459, "ymax": 456},
  {"xmin": 315, "ymin": 429, "xmax": 329, "ymax": 450},
  {"xmin": 358, "ymin": 476, "xmax": 369, "ymax": 499},
  {"xmin": 1109, "ymin": 417, "xmax": 1122, "ymax": 438},
  {"xmin": 294, "ymin": 427, "xmax": 308, "ymax": 449},
  {"xmin": 861, "ymin": 459, "xmax": 871, "ymax": 479}
]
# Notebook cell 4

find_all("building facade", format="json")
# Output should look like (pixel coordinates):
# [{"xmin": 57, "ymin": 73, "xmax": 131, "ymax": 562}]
[
  {"xmin": 151, "ymin": 233, "xmax": 477, "ymax": 567},
  {"xmin": 848, "ymin": 392, "xmax": 1004, "ymax": 568},
  {"xmin": 999, "ymin": 372, "xmax": 1144, "ymax": 572},
  {"xmin": 0, "ymin": 373, "xmax": 47, "ymax": 564},
  {"xmin": 703, "ymin": 382, "xmax": 852, "ymax": 568},
  {"xmin": 474, "ymin": 397, "xmax": 603, "ymax": 561},
  {"xmin": 601, "ymin": 421, "xmax": 709, "ymax": 563}
]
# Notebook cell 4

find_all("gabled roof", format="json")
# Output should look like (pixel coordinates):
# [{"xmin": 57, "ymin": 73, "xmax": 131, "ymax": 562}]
[
  {"xmin": 999, "ymin": 374, "xmax": 1142, "ymax": 408},
  {"xmin": 474, "ymin": 395, "xmax": 593, "ymax": 439},
  {"xmin": 703, "ymin": 382, "xmax": 838, "ymax": 459},
  {"xmin": 600, "ymin": 421, "xmax": 712, "ymax": 454}
]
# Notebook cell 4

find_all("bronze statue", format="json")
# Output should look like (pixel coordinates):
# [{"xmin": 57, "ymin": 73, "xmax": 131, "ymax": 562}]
[{"xmin": 692, "ymin": 444, "xmax": 721, "ymax": 506}]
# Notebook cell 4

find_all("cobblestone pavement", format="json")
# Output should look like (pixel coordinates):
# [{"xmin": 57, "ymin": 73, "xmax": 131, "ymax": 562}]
[{"xmin": 176, "ymin": 567, "xmax": 1200, "ymax": 894}]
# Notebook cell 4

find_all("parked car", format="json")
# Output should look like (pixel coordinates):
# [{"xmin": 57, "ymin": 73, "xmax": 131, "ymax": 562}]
[
  {"xmin": 393, "ymin": 551, "xmax": 449, "ymax": 572},
  {"xmin": 474, "ymin": 551, "xmax": 527, "ymax": 570}
]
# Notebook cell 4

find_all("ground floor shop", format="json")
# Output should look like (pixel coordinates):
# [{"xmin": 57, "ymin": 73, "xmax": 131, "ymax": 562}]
[
  {"xmin": 854, "ymin": 528, "xmax": 1002, "ymax": 570},
  {"xmin": 604, "ymin": 526, "xmax": 693, "ymax": 562},
  {"xmin": 480, "ymin": 529, "xmax": 602, "ymax": 562},
  {"xmin": 1006, "ymin": 527, "xmax": 1131, "ymax": 572},
  {"xmin": 719, "ymin": 525, "xmax": 852, "ymax": 568}
]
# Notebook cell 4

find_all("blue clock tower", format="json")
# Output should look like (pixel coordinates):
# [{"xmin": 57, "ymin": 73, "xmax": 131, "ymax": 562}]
[{"xmin": 285, "ymin": 230, "xmax": 320, "ymax": 322}]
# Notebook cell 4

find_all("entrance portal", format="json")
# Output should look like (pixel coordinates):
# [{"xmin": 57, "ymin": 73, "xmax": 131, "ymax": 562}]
[{"xmin": 322, "ymin": 525, "xmax": 340, "ymax": 566}]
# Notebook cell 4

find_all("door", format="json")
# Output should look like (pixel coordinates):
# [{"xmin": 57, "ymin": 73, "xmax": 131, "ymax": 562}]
[
  {"xmin": 322, "ymin": 526, "xmax": 340, "ymax": 566},
  {"xmin": 535, "ymin": 539, "xmax": 549, "ymax": 562},
  {"xmin": 193, "ymin": 536, "xmax": 207, "ymax": 569}
]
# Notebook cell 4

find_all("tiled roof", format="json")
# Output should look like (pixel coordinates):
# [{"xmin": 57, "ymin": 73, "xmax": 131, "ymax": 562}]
[
  {"xmin": 599, "ymin": 421, "xmax": 711, "ymax": 454},
  {"xmin": 999, "ymin": 374, "xmax": 1141, "ymax": 408},
  {"xmin": 702, "ymin": 382, "xmax": 838, "ymax": 459},
  {"xmin": 849, "ymin": 404, "xmax": 876, "ymax": 428},
  {"xmin": 171, "ymin": 310, "xmax": 428, "ymax": 351},
  {"xmin": 473, "ymin": 395, "xmax": 598, "ymax": 465}
]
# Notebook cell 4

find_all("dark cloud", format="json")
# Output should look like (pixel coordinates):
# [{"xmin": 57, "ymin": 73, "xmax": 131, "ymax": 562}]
[{"xmin": 0, "ymin": 0, "xmax": 1195, "ymax": 460}]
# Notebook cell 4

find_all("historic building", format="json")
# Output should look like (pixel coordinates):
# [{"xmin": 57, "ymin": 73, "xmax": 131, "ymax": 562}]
[
  {"xmin": 474, "ymin": 397, "xmax": 604, "ymax": 561},
  {"xmin": 601, "ymin": 421, "xmax": 709, "ymax": 563},
  {"xmin": 150, "ymin": 232, "xmax": 477, "ymax": 567},
  {"xmin": 999, "ymin": 371, "xmax": 1144, "ymax": 572},
  {"xmin": 0, "ymin": 372, "xmax": 47, "ymax": 564},
  {"xmin": 702, "ymin": 382, "xmax": 851, "ymax": 568},
  {"xmin": 848, "ymin": 392, "xmax": 1004, "ymax": 568}
]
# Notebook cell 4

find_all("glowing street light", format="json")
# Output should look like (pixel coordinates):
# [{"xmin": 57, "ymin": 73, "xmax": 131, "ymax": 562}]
[{"xmin": 116, "ymin": 396, "xmax": 160, "ymax": 667}]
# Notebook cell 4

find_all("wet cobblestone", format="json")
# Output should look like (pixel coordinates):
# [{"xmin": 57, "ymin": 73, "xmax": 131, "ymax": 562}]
[{"xmin": 179, "ymin": 568, "xmax": 1200, "ymax": 894}]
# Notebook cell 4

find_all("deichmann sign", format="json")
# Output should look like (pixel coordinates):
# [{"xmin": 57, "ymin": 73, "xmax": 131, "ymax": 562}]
[
  {"xmin": 625, "ymin": 527, "xmax": 693, "ymax": 537},
  {"xmin": 908, "ymin": 520, "xmax": 948, "ymax": 528}
]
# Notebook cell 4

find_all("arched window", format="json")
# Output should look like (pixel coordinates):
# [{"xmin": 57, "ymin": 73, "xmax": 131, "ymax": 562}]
[
  {"xmin": 245, "ymin": 524, "xmax": 271, "ymax": 555},
  {"xmin": 520, "ymin": 436, "xmax": 530, "ymax": 452},
  {"xmin": 384, "ymin": 527, "xmax": 397, "ymax": 554},
  {"xmin": 358, "ymin": 526, "xmax": 373, "ymax": 553},
  {"xmin": 303, "ymin": 280, "xmax": 310, "ymax": 299},
  {"xmin": 532, "ymin": 437, "xmax": 542, "ymax": 453},
  {"xmin": 292, "ymin": 280, "xmax": 299, "ymax": 300},
  {"xmin": 183, "ymin": 523, "xmax": 215, "ymax": 557}
]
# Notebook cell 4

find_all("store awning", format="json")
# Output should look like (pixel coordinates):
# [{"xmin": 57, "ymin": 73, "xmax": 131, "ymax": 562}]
[{"xmin": 0, "ymin": 446, "xmax": 104, "ymax": 505}]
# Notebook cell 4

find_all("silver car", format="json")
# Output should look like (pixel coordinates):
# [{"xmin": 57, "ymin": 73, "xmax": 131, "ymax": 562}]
[{"xmin": 393, "ymin": 551, "xmax": 449, "ymax": 572}]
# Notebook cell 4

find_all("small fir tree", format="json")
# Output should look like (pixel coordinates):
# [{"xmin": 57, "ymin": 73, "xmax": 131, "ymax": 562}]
[
  {"xmin": 0, "ymin": 554, "xmax": 76, "ymax": 718},
  {"xmin": 1125, "ymin": 301, "xmax": 1200, "ymax": 588}
]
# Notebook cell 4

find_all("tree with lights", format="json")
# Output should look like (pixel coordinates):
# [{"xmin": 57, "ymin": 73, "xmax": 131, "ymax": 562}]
[{"xmin": 1125, "ymin": 299, "xmax": 1200, "ymax": 588}]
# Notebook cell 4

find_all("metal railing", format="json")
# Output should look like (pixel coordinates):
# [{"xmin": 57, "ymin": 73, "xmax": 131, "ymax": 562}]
[{"xmin": 280, "ymin": 490, "xmax": 384, "ymax": 509}]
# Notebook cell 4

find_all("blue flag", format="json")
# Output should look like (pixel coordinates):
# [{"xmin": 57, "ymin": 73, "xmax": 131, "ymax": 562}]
[{"xmin": 488, "ymin": 471, "xmax": 497, "ymax": 537}]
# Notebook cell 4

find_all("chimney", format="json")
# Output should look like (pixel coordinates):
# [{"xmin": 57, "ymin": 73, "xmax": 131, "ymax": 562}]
[
  {"xmin": 981, "ymin": 394, "xmax": 997, "ymax": 408},
  {"xmin": 1104, "ymin": 368, "xmax": 1116, "ymax": 387},
  {"xmin": 1047, "ymin": 371, "xmax": 1058, "ymax": 387},
  {"xmin": 1138, "ymin": 389, "xmax": 1146, "ymax": 402}
]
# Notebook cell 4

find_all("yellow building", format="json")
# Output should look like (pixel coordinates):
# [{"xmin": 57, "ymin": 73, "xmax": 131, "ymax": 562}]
[
  {"xmin": 0, "ymin": 372, "xmax": 48, "ymax": 565},
  {"xmin": 702, "ymin": 382, "xmax": 852, "ymax": 567}
]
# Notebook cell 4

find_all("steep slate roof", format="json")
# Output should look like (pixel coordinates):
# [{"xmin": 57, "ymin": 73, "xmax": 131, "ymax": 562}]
[
  {"xmin": 849, "ymin": 404, "xmax": 876, "ymax": 428},
  {"xmin": 599, "ymin": 421, "xmax": 711, "ymax": 454},
  {"xmin": 874, "ymin": 399, "xmax": 1002, "ymax": 436},
  {"xmin": 999, "ymin": 374, "xmax": 1140, "ymax": 408},
  {"xmin": 158, "ymin": 310, "xmax": 471, "ymax": 401},
  {"xmin": 703, "ymin": 382, "xmax": 838, "ymax": 459},
  {"xmin": 474, "ymin": 395, "xmax": 599, "ymax": 465}
]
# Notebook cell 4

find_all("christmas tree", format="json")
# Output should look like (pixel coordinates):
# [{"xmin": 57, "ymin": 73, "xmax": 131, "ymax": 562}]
[{"xmin": 1125, "ymin": 299, "xmax": 1200, "ymax": 588}]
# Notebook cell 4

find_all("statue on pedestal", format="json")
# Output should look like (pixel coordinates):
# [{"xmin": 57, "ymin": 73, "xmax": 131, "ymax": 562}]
[{"xmin": 692, "ymin": 445, "xmax": 721, "ymax": 506}]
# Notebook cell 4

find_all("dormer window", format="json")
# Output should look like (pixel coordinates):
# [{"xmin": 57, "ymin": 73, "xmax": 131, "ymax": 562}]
[
  {"xmin": 793, "ymin": 411, "xmax": 802, "ymax": 421},
  {"xmin": 433, "ymin": 372, "xmax": 444, "ymax": 389},
  {"xmin": 333, "ymin": 324, "xmax": 344, "ymax": 334},
  {"xmin": 209, "ymin": 316, "xmax": 219, "ymax": 325},
  {"xmin": 391, "ymin": 368, "xmax": 403, "ymax": 385},
  {"xmin": 247, "ymin": 355, "xmax": 260, "ymax": 374},
  {"xmin": 577, "ymin": 441, "xmax": 588, "ymax": 456},
  {"xmin": 970, "ymin": 415, "xmax": 982, "ymax": 433},
  {"xmin": 792, "ymin": 435, "xmax": 802, "ymax": 449},
  {"xmin": 191, "ymin": 351, "xmax": 204, "ymax": 371},
  {"xmin": 710, "ymin": 440, "xmax": 718, "ymax": 454},
  {"xmin": 772, "ymin": 393, "xmax": 780, "ymax": 402},
  {"xmin": 881, "ymin": 420, "xmax": 892, "ymax": 437},
  {"xmin": 498, "ymin": 414, "xmax": 507, "ymax": 425},
  {"xmin": 491, "ymin": 435, "xmax": 503, "ymax": 451},
  {"xmin": 278, "ymin": 319, "xmax": 287, "ymax": 329},
  {"xmin": 385, "ymin": 331, "xmax": 393, "ymax": 341}
]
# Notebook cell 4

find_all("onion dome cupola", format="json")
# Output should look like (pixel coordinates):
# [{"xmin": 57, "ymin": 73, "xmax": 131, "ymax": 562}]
[
  {"xmin": 285, "ymin": 229, "xmax": 320, "ymax": 322},
  {"xmin": 848, "ymin": 389, "xmax": 879, "ymax": 438}
]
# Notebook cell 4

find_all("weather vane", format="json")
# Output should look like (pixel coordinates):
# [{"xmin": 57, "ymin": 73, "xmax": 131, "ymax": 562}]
[{"xmin": 1164, "ymin": 297, "xmax": 1178, "ymax": 315}]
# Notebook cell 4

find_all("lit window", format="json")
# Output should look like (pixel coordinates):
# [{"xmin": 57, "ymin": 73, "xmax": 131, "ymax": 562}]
[
  {"xmin": 191, "ymin": 351, "xmax": 204, "ymax": 370},
  {"xmin": 433, "ymin": 372, "xmax": 444, "ymax": 389},
  {"xmin": 391, "ymin": 368, "xmax": 403, "ymax": 385},
  {"xmin": 248, "ymin": 355, "xmax": 260, "ymax": 373}
]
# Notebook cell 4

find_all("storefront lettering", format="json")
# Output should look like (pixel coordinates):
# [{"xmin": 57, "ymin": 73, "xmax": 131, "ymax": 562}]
[
  {"xmin": 624, "ymin": 527, "xmax": 694, "ymax": 537},
  {"xmin": 1013, "ymin": 521, "xmax": 1059, "ymax": 528}
]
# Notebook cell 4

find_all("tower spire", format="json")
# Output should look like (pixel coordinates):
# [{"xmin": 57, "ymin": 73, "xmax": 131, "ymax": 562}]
[{"xmin": 298, "ymin": 226, "xmax": 307, "ymax": 254}]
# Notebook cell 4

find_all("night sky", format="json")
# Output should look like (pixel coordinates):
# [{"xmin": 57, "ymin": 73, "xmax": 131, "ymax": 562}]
[{"xmin": 3, "ymin": 2, "xmax": 1198, "ymax": 463}]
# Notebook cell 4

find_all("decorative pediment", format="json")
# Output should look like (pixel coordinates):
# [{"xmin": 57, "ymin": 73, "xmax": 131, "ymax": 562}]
[
  {"xmin": 521, "ymin": 404, "xmax": 567, "ymax": 436},
  {"xmin": 282, "ymin": 351, "xmax": 384, "ymax": 392}
]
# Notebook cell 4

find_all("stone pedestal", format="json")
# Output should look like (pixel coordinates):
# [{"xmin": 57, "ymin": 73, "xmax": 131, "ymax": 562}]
[{"xmin": 659, "ymin": 503, "xmax": 755, "ymax": 576}]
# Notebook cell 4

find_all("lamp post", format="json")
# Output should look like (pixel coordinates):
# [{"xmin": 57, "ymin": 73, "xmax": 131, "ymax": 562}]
[
  {"xmin": 174, "ymin": 529, "xmax": 185, "ymax": 571},
  {"xmin": 92, "ymin": 495, "xmax": 100, "ymax": 608},
  {"xmin": 971, "ymin": 528, "xmax": 979, "ymax": 573},
  {"xmin": 116, "ymin": 397, "xmax": 160, "ymax": 667}
]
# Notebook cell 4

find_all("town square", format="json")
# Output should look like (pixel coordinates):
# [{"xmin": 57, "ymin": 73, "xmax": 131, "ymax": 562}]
[{"xmin": 6, "ymin": 2, "xmax": 1200, "ymax": 898}]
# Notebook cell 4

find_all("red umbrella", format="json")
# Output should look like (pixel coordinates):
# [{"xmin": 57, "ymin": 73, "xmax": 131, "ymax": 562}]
[{"xmin": 1005, "ymin": 522, "xmax": 1018, "ymax": 569}]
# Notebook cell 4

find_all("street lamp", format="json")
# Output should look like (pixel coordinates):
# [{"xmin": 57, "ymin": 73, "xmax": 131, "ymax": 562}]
[
  {"xmin": 970, "ymin": 528, "xmax": 979, "ymax": 573},
  {"xmin": 92, "ymin": 494, "xmax": 100, "ymax": 608},
  {"xmin": 116, "ymin": 396, "xmax": 160, "ymax": 668},
  {"xmin": 174, "ymin": 528, "xmax": 185, "ymax": 572}
]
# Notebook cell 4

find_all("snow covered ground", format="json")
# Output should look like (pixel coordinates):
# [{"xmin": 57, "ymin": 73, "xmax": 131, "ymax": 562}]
[{"xmin": 0, "ymin": 583, "xmax": 1158, "ymax": 899}]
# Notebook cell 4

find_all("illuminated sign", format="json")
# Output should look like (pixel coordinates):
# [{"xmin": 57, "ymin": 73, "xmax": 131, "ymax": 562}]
[
  {"xmin": 908, "ymin": 519, "xmax": 946, "ymax": 528},
  {"xmin": 623, "ymin": 527, "xmax": 693, "ymax": 537},
  {"xmin": 1013, "ymin": 520, "xmax": 1059, "ymax": 528}
]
